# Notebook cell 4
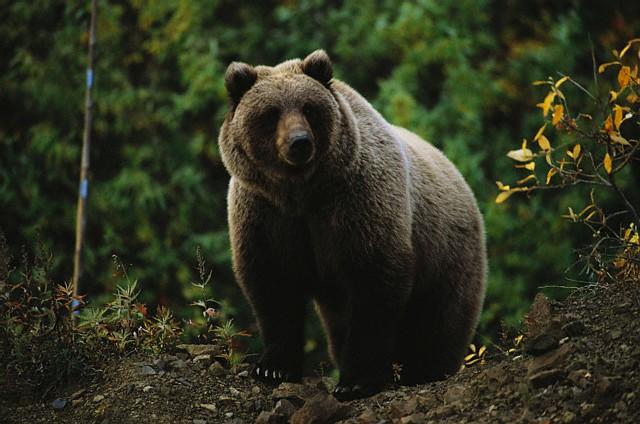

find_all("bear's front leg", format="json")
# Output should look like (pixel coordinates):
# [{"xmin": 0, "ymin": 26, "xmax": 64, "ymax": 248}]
[
  {"xmin": 228, "ymin": 182, "xmax": 314, "ymax": 385},
  {"xmin": 333, "ymin": 262, "xmax": 413, "ymax": 401},
  {"xmin": 249, "ymin": 287, "xmax": 307, "ymax": 384},
  {"xmin": 234, "ymin": 230, "xmax": 311, "ymax": 385}
]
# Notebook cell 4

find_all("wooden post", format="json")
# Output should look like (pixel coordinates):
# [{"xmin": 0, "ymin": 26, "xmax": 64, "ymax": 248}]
[{"xmin": 72, "ymin": 0, "xmax": 97, "ymax": 298}]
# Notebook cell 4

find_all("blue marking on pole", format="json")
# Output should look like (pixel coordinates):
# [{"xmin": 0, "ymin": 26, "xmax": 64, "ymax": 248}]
[
  {"xmin": 86, "ymin": 69, "xmax": 93, "ymax": 88},
  {"xmin": 80, "ymin": 178, "xmax": 89, "ymax": 199},
  {"xmin": 72, "ymin": 299, "xmax": 81, "ymax": 315}
]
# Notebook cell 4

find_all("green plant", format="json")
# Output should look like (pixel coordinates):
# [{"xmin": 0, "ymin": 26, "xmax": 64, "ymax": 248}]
[
  {"xmin": 78, "ymin": 255, "xmax": 180, "ymax": 355},
  {"xmin": 187, "ymin": 246, "xmax": 249, "ymax": 370},
  {"xmin": 0, "ymin": 233, "xmax": 87, "ymax": 394},
  {"xmin": 0, "ymin": 239, "xmax": 180, "ymax": 397}
]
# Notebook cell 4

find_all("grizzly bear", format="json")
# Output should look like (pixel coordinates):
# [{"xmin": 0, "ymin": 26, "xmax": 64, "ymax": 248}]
[{"xmin": 218, "ymin": 50, "xmax": 487, "ymax": 401}]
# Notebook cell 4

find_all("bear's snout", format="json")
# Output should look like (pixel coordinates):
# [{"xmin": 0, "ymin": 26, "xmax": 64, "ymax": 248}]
[
  {"xmin": 286, "ymin": 132, "xmax": 314, "ymax": 165},
  {"xmin": 277, "ymin": 111, "xmax": 316, "ymax": 167}
]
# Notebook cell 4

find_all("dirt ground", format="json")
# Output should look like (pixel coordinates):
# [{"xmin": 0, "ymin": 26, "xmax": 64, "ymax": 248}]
[{"xmin": 1, "ymin": 278, "xmax": 639, "ymax": 424}]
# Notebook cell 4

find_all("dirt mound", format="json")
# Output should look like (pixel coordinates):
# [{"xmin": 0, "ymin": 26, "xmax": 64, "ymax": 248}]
[{"xmin": 2, "ymin": 279, "xmax": 639, "ymax": 423}]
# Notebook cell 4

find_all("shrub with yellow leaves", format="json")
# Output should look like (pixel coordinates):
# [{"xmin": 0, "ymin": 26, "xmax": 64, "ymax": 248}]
[{"xmin": 496, "ymin": 38, "xmax": 640, "ymax": 283}]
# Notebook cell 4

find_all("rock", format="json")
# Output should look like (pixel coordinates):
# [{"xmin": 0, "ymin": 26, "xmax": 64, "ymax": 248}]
[
  {"xmin": 177, "ymin": 344, "xmax": 221, "ymax": 357},
  {"xmin": 199, "ymin": 403, "xmax": 217, "ymax": 413},
  {"xmin": 481, "ymin": 364, "xmax": 509, "ymax": 386},
  {"xmin": 255, "ymin": 411, "xmax": 287, "ymax": 424},
  {"xmin": 528, "ymin": 368, "xmax": 565, "ymax": 388},
  {"xmin": 237, "ymin": 370, "xmax": 249, "ymax": 378},
  {"xmin": 153, "ymin": 357, "xmax": 168, "ymax": 371},
  {"xmin": 562, "ymin": 320, "xmax": 586, "ymax": 337},
  {"xmin": 389, "ymin": 397, "xmax": 418, "ymax": 418},
  {"xmin": 273, "ymin": 399, "xmax": 297, "ymax": 417},
  {"xmin": 400, "ymin": 413, "xmax": 426, "ymax": 424},
  {"xmin": 71, "ymin": 399, "xmax": 83, "ymax": 407},
  {"xmin": 562, "ymin": 411, "xmax": 576, "ymax": 423},
  {"xmin": 524, "ymin": 293, "xmax": 553, "ymax": 338},
  {"xmin": 139, "ymin": 365, "xmax": 157, "ymax": 376},
  {"xmin": 525, "ymin": 320, "xmax": 563, "ymax": 355},
  {"xmin": 142, "ymin": 385, "xmax": 153, "ymax": 393},
  {"xmin": 527, "ymin": 343, "xmax": 572, "ymax": 375},
  {"xmin": 170, "ymin": 358, "xmax": 187, "ymax": 370},
  {"xmin": 51, "ymin": 398, "xmax": 67, "ymax": 410},
  {"xmin": 218, "ymin": 395, "xmax": 235, "ymax": 404},
  {"xmin": 416, "ymin": 393, "xmax": 438, "ymax": 409},
  {"xmin": 290, "ymin": 393, "xmax": 352, "ymax": 424},
  {"xmin": 193, "ymin": 419, "xmax": 207, "ymax": 424},
  {"xmin": 567, "ymin": 369, "xmax": 591, "ymax": 388},
  {"xmin": 356, "ymin": 407, "xmax": 379, "ymax": 424},
  {"xmin": 229, "ymin": 387, "xmax": 241, "ymax": 397},
  {"xmin": 209, "ymin": 361, "xmax": 227, "ymax": 376},
  {"xmin": 193, "ymin": 354, "xmax": 212, "ymax": 364},
  {"xmin": 224, "ymin": 412, "xmax": 234, "ymax": 418},
  {"xmin": 93, "ymin": 394, "xmax": 105, "ymax": 403},
  {"xmin": 69, "ymin": 389, "xmax": 86, "ymax": 400},
  {"xmin": 443, "ymin": 384, "xmax": 466, "ymax": 405},
  {"xmin": 610, "ymin": 329, "xmax": 622, "ymax": 340},
  {"xmin": 427, "ymin": 404, "xmax": 455, "ymax": 419},
  {"xmin": 251, "ymin": 386, "xmax": 261, "ymax": 395},
  {"xmin": 595, "ymin": 376, "xmax": 619, "ymax": 396},
  {"xmin": 272, "ymin": 382, "xmax": 319, "ymax": 405},
  {"xmin": 614, "ymin": 302, "xmax": 632, "ymax": 314},
  {"xmin": 176, "ymin": 377, "xmax": 191, "ymax": 386}
]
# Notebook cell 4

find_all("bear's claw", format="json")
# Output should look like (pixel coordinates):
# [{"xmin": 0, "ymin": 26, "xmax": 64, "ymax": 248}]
[
  {"xmin": 251, "ymin": 363, "xmax": 291, "ymax": 384},
  {"xmin": 332, "ymin": 382, "xmax": 383, "ymax": 401}
]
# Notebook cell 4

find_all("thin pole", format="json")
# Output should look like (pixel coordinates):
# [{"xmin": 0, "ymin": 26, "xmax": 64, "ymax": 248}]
[{"xmin": 72, "ymin": 0, "xmax": 97, "ymax": 298}]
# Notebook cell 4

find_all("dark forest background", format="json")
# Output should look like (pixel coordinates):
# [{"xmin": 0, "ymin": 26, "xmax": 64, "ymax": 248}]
[{"xmin": 1, "ymin": 0, "xmax": 639, "ymax": 361}]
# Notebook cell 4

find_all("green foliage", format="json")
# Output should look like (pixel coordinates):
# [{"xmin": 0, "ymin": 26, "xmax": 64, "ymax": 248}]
[{"xmin": 2, "ymin": 1, "xmax": 639, "ymax": 360}]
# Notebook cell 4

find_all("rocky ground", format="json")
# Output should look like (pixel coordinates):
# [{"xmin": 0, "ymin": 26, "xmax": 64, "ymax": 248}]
[{"xmin": 1, "ymin": 278, "xmax": 639, "ymax": 424}]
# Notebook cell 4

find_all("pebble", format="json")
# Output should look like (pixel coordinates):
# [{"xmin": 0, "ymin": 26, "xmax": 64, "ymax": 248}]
[
  {"xmin": 51, "ymin": 398, "xmax": 67, "ymax": 410},
  {"xmin": 199, "ymin": 403, "xmax": 217, "ymax": 413},
  {"xmin": 528, "ymin": 368, "xmax": 565, "ymax": 388},
  {"xmin": 209, "ymin": 362, "xmax": 227, "ymax": 376},
  {"xmin": 139, "ymin": 365, "xmax": 157, "ymax": 376},
  {"xmin": 193, "ymin": 419, "xmax": 207, "ymax": 424},
  {"xmin": 93, "ymin": 394, "xmax": 105, "ymax": 403},
  {"xmin": 70, "ymin": 389, "xmax": 86, "ymax": 400},
  {"xmin": 170, "ymin": 359, "xmax": 187, "ymax": 369},
  {"xmin": 273, "ymin": 399, "xmax": 297, "ymax": 417},
  {"xmin": 443, "ymin": 384, "xmax": 466, "ymax": 405},
  {"xmin": 401, "ymin": 413, "xmax": 426, "ymax": 424},
  {"xmin": 251, "ymin": 386, "xmax": 261, "ymax": 395},
  {"xmin": 562, "ymin": 411, "xmax": 576, "ymax": 423},
  {"xmin": 143, "ymin": 385, "xmax": 153, "ymax": 393},
  {"xmin": 237, "ymin": 370, "xmax": 249, "ymax": 378},
  {"xmin": 255, "ymin": 411, "xmax": 284, "ymax": 424},
  {"xmin": 177, "ymin": 343, "xmax": 220, "ymax": 357},
  {"xmin": 194, "ymin": 354, "xmax": 212, "ymax": 364}
]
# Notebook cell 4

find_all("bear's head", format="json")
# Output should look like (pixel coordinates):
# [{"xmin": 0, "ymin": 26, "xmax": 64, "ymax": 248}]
[{"xmin": 219, "ymin": 50, "xmax": 349, "ymax": 186}]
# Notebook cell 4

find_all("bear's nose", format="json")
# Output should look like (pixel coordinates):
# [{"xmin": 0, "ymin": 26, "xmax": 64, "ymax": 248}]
[{"xmin": 287, "ymin": 133, "xmax": 314, "ymax": 165}]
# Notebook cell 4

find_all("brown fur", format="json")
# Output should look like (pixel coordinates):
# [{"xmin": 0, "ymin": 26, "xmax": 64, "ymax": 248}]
[{"xmin": 218, "ymin": 50, "xmax": 487, "ymax": 400}]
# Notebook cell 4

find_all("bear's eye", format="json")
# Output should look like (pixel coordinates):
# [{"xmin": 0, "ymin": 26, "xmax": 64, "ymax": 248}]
[
  {"xmin": 302, "ymin": 103, "xmax": 320, "ymax": 124},
  {"xmin": 256, "ymin": 107, "xmax": 280, "ymax": 133}
]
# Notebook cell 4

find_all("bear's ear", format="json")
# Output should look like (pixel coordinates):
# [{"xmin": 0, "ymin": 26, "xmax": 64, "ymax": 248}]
[
  {"xmin": 301, "ymin": 50, "xmax": 333, "ymax": 86},
  {"xmin": 225, "ymin": 62, "xmax": 258, "ymax": 104}
]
